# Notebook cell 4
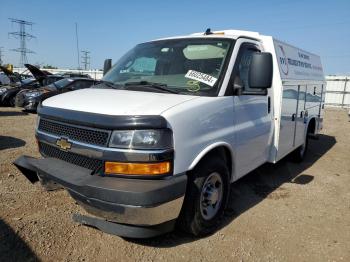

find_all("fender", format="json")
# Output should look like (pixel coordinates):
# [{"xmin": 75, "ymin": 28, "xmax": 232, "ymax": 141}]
[
  {"xmin": 1, "ymin": 87, "xmax": 20, "ymax": 105},
  {"xmin": 188, "ymin": 142, "xmax": 236, "ymax": 182}
]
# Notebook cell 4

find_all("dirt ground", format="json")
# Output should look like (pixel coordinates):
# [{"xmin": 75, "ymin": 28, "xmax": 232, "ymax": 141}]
[{"xmin": 0, "ymin": 107, "xmax": 349, "ymax": 262}]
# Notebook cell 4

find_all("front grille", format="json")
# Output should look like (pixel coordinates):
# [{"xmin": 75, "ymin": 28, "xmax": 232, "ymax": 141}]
[
  {"xmin": 38, "ymin": 119, "xmax": 110, "ymax": 146},
  {"xmin": 39, "ymin": 142, "xmax": 103, "ymax": 171}
]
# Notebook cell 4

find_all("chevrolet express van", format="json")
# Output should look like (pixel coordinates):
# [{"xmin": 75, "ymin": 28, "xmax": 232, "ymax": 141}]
[{"xmin": 14, "ymin": 29, "xmax": 325, "ymax": 238}]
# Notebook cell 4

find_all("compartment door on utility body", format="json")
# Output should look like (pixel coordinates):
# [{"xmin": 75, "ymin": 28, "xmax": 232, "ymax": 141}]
[
  {"xmin": 278, "ymin": 84, "xmax": 307, "ymax": 160},
  {"xmin": 294, "ymin": 85, "xmax": 307, "ymax": 147},
  {"xmin": 230, "ymin": 41, "xmax": 272, "ymax": 178}
]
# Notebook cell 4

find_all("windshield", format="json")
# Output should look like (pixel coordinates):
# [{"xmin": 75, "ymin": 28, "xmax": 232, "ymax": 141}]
[
  {"xmin": 21, "ymin": 78, "xmax": 35, "ymax": 84},
  {"xmin": 48, "ymin": 78, "xmax": 74, "ymax": 89},
  {"xmin": 102, "ymin": 38, "xmax": 233, "ymax": 96}
]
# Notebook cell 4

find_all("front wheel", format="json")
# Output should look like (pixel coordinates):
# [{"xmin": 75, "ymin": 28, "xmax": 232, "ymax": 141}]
[
  {"xmin": 9, "ymin": 96, "xmax": 16, "ymax": 107},
  {"xmin": 177, "ymin": 155, "xmax": 230, "ymax": 236}
]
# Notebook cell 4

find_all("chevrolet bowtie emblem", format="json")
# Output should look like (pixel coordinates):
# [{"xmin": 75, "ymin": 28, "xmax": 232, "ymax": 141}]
[{"xmin": 56, "ymin": 138, "xmax": 72, "ymax": 150}]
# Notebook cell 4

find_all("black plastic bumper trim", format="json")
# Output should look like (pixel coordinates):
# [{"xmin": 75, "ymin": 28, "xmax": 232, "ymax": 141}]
[
  {"xmin": 13, "ymin": 155, "xmax": 40, "ymax": 183},
  {"xmin": 72, "ymin": 213, "xmax": 175, "ymax": 238}
]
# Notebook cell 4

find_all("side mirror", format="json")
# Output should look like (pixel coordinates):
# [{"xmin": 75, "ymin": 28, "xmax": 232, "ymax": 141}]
[
  {"xmin": 103, "ymin": 59, "xmax": 112, "ymax": 76},
  {"xmin": 249, "ymin": 52, "xmax": 273, "ymax": 89}
]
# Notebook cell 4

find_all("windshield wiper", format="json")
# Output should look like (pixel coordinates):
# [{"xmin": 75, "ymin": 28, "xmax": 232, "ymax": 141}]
[
  {"xmin": 124, "ymin": 81, "xmax": 178, "ymax": 94},
  {"xmin": 99, "ymin": 80, "xmax": 123, "ymax": 89}
]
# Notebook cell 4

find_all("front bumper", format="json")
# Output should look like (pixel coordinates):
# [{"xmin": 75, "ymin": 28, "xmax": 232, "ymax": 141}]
[
  {"xmin": 23, "ymin": 100, "xmax": 38, "ymax": 111},
  {"xmin": 14, "ymin": 155, "xmax": 187, "ymax": 237},
  {"xmin": 15, "ymin": 94, "xmax": 38, "ymax": 110}
]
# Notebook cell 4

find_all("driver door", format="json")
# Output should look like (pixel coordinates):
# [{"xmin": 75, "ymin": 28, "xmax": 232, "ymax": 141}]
[{"xmin": 231, "ymin": 42, "xmax": 273, "ymax": 177}]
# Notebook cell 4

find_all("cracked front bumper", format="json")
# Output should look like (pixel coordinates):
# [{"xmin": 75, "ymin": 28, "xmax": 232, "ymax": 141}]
[{"xmin": 13, "ymin": 155, "xmax": 187, "ymax": 237}]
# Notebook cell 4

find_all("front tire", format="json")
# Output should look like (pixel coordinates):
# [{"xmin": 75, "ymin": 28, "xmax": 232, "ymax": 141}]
[
  {"xmin": 9, "ymin": 96, "xmax": 16, "ymax": 107},
  {"xmin": 177, "ymin": 155, "xmax": 230, "ymax": 236}
]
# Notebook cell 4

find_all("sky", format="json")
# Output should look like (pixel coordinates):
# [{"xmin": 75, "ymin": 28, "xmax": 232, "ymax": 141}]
[{"xmin": 0, "ymin": 0, "xmax": 349, "ymax": 75}]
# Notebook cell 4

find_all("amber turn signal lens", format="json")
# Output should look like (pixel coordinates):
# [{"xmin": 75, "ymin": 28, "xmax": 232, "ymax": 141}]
[{"xmin": 105, "ymin": 161, "xmax": 171, "ymax": 175}]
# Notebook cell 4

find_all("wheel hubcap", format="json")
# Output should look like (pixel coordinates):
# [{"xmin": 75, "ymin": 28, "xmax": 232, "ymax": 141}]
[{"xmin": 200, "ymin": 172, "xmax": 223, "ymax": 220}]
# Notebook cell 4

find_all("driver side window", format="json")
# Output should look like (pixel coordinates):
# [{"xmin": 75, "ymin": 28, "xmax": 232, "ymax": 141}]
[
  {"xmin": 231, "ymin": 44, "xmax": 266, "ymax": 95},
  {"xmin": 238, "ymin": 48, "xmax": 254, "ymax": 90}
]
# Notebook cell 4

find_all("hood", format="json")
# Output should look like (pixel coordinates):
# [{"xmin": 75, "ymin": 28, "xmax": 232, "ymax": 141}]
[
  {"xmin": 24, "ymin": 64, "xmax": 49, "ymax": 80},
  {"xmin": 42, "ymin": 88, "xmax": 200, "ymax": 116}
]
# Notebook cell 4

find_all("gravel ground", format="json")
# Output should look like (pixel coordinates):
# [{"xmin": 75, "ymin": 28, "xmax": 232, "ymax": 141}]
[{"xmin": 0, "ymin": 107, "xmax": 349, "ymax": 262}]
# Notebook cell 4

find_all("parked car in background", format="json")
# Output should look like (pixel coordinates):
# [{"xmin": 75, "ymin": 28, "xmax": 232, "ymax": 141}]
[
  {"xmin": 0, "ymin": 65, "xmax": 40, "ymax": 106},
  {"xmin": 0, "ymin": 72, "xmax": 11, "ymax": 86},
  {"xmin": 59, "ymin": 72, "xmax": 92, "ymax": 79},
  {"xmin": 1, "ymin": 64, "xmax": 91, "ymax": 106},
  {"xmin": 15, "ymin": 77, "xmax": 100, "ymax": 111},
  {"xmin": 0, "ymin": 65, "xmax": 23, "ymax": 86},
  {"xmin": 1, "ymin": 65, "xmax": 37, "ymax": 86}
]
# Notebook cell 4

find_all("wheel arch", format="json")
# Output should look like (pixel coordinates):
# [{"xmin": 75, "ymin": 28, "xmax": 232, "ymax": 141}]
[{"xmin": 188, "ymin": 142, "xmax": 235, "ymax": 182}]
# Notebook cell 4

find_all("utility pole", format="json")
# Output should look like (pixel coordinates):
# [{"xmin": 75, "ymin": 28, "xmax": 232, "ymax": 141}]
[
  {"xmin": 81, "ymin": 50, "xmax": 90, "ymax": 70},
  {"xmin": 0, "ymin": 47, "xmax": 4, "ymax": 65},
  {"xmin": 8, "ymin": 18, "xmax": 36, "ymax": 67},
  {"xmin": 75, "ymin": 23, "xmax": 80, "ymax": 70}
]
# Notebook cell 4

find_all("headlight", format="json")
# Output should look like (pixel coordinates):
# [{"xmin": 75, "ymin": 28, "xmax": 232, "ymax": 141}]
[
  {"xmin": 109, "ymin": 129, "xmax": 172, "ymax": 150},
  {"xmin": 0, "ymin": 87, "xmax": 7, "ymax": 95},
  {"xmin": 26, "ymin": 91, "xmax": 42, "ymax": 97}
]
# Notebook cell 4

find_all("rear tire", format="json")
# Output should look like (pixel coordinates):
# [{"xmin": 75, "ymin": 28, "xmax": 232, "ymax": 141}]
[
  {"xmin": 291, "ymin": 124, "xmax": 311, "ymax": 162},
  {"xmin": 177, "ymin": 155, "xmax": 230, "ymax": 236}
]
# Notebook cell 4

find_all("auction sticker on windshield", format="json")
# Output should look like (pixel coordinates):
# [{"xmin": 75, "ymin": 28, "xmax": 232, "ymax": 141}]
[{"xmin": 185, "ymin": 70, "xmax": 217, "ymax": 87}]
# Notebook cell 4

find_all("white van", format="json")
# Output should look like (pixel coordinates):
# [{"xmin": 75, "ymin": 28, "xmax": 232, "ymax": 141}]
[{"xmin": 15, "ymin": 29, "xmax": 325, "ymax": 238}]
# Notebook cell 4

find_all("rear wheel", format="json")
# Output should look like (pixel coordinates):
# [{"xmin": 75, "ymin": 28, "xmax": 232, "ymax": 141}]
[
  {"xmin": 291, "ymin": 124, "xmax": 312, "ymax": 162},
  {"xmin": 177, "ymin": 155, "xmax": 230, "ymax": 236}
]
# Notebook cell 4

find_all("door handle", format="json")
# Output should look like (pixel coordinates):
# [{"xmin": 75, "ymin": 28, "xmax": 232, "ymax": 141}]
[
  {"xmin": 292, "ymin": 113, "xmax": 296, "ymax": 121},
  {"xmin": 267, "ymin": 96, "xmax": 271, "ymax": 114}
]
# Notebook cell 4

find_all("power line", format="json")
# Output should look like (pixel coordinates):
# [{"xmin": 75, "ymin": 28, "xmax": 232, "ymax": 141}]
[
  {"xmin": 8, "ymin": 18, "xmax": 36, "ymax": 67},
  {"xmin": 81, "ymin": 50, "xmax": 90, "ymax": 70}
]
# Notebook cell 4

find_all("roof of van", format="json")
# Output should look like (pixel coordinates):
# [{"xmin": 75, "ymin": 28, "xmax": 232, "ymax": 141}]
[{"xmin": 154, "ymin": 29, "xmax": 266, "ymax": 41}]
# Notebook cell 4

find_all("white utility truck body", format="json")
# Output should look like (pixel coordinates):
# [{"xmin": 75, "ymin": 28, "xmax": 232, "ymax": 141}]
[{"xmin": 15, "ymin": 29, "xmax": 325, "ymax": 238}]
